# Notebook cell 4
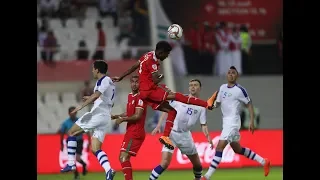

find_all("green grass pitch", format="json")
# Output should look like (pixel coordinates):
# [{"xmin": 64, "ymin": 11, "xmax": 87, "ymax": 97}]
[{"xmin": 37, "ymin": 167, "xmax": 282, "ymax": 180}]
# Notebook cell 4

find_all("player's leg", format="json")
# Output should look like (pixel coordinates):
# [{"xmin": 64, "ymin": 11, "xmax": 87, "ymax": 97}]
[
  {"xmin": 203, "ymin": 128, "xmax": 231, "ymax": 179},
  {"xmin": 119, "ymin": 136, "xmax": 145, "ymax": 180},
  {"xmin": 166, "ymin": 91, "xmax": 217, "ymax": 110},
  {"xmin": 119, "ymin": 152, "xmax": 132, "ymax": 180},
  {"xmin": 180, "ymin": 132, "xmax": 203, "ymax": 180},
  {"xmin": 91, "ymin": 126, "xmax": 116, "ymax": 180},
  {"xmin": 149, "ymin": 148, "xmax": 173, "ymax": 180},
  {"xmin": 187, "ymin": 154, "xmax": 203, "ymax": 180},
  {"xmin": 75, "ymin": 140, "xmax": 88, "ymax": 176},
  {"xmin": 61, "ymin": 113, "xmax": 91, "ymax": 173},
  {"xmin": 156, "ymin": 102, "xmax": 177, "ymax": 150},
  {"xmin": 230, "ymin": 142, "xmax": 270, "ymax": 176}
]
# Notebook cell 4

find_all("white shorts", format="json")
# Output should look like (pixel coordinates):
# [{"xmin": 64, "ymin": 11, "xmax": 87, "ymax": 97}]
[
  {"xmin": 219, "ymin": 127, "xmax": 241, "ymax": 143},
  {"xmin": 75, "ymin": 111, "xmax": 110, "ymax": 142},
  {"xmin": 162, "ymin": 131, "xmax": 197, "ymax": 155}
]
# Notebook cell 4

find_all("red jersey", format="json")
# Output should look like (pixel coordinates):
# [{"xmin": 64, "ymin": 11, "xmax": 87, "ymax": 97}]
[
  {"xmin": 138, "ymin": 51, "xmax": 160, "ymax": 91},
  {"xmin": 126, "ymin": 93, "xmax": 148, "ymax": 138},
  {"xmin": 202, "ymin": 31, "xmax": 215, "ymax": 54}
]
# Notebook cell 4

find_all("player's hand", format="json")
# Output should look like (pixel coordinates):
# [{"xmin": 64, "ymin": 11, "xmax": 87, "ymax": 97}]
[
  {"xmin": 111, "ymin": 115, "xmax": 120, "ymax": 119},
  {"xmin": 113, "ymin": 117, "xmax": 124, "ymax": 125},
  {"xmin": 112, "ymin": 76, "xmax": 122, "ymax": 82},
  {"xmin": 151, "ymin": 126, "xmax": 161, "ymax": 135},
  {"xmin": 209, "ymin": 140, "xmax": 214, "ymax": 149},
  {"xmin": 249, "ymin": 121, "xmax": 255, "ymax": 134},
  {"xmin": 82, "ymin": 96, "xmax": 90, "ymax": 101}
]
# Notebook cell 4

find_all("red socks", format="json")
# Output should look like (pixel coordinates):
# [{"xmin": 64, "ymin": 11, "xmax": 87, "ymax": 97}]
[
  {"xmin": 163, "ymin": 109, "xmax": 177, "ymax": 136},
  {"xmin": 121, "ymin": 161, "xmax": 133, "ymax": 180},
  {"xmin": 174, "ymin": 92, "xmax": 208, "ymax": 108}
]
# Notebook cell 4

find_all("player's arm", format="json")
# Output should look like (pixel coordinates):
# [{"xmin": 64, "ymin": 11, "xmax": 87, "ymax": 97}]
[
  {"xmin": 157, "ymin": 111, "xmax": 167, "ymax": 128},
  {"xmin": 116, "ymin": 61, "xmax": 140, "ymax": 81},
  {"xmin": 199, "ymin": 109, "xmax": 212, "ymax": 144},
  {"xmin": 152, "ymin": 71, "xmax": 164, "ymax": 84},
  {"xmin": 121, "ymin": 108, "xmax": 144, "ymax": 122},
  {"xmin": 76, "ymin": 79, "xmax": 109, "ymax": 111},
  {"xmin": 213, "ymin": 87, "xmax": 222, "ymax": 108},
  {"xmin": 121, "ymin": 99, "xmax": 146, "ymax": 122},
  {"xmin": 111, "ymin": 112, "xmax": 127, "ymax": 119},
  {"xmin": 238, "ymin": 88, "xmax": 254, "ymax": 124}
]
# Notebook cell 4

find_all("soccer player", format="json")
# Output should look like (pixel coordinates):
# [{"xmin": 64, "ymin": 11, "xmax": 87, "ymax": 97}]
[
  {"xmin": 149, "ymin": 79, "xmax": 214, "ymax": 180},
  {"xmin": 201, "ymin": 66, "xmax": 271, "ymax": 180},
  {"xmin": 60, "ymin": 60, "xmax": 116, "ymax": 180},
  {"xmin": 112, "ymin": 41, "xmax": 217, "ymax": 150},
  {"xmin": 111, "ymin": 75, "xmax": 147, "ymax": 180},
  {"xmin": 58, "ymin": 106, "xmax": 91, "ymax": 180}
]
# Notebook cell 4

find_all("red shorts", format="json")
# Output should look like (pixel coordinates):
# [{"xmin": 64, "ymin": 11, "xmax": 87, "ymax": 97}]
[
  {"xmin": 120, "ymin": 134, "xmax": 145, "ymax": 156},
  {"xmin": 139, "ymin": 84, "xmax": 170, "ymax": 110}
]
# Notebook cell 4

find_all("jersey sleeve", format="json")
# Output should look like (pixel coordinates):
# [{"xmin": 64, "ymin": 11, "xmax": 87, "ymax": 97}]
[
  {"xmin": 237, "ymin": 86, "xmax": 251, "ymax": 104},
  {"xmin": 97, "ymin": 77, "xmax": 110, "ymax": 94},
  {"xmin": 199, "ymin": 108, "xmax": 207, "ymax": 125},
  {"xmin": 216, "ymin": 85, "xmax": 224, "ymax": 103},
  {"xmin": 169, "ymin": 100, "xmax": 177, "ymax": 108},
  {"xmin": 136, "ymin": 98, "xmax": 147, "ymax": 110}
]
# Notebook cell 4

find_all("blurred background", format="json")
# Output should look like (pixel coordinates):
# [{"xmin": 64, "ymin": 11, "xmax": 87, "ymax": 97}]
[{"xmin": 37, "ymin": 0, "xmax": 283, "ymax": 179}]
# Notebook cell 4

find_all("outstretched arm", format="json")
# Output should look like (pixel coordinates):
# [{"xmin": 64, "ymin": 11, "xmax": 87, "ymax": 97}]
[{"xmin": 113, "ymin": 61, "xmax": 140, "ymax": 82}]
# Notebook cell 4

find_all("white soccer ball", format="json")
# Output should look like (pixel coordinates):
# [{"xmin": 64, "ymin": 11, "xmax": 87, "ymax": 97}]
[{"xmin": 167, "ymin": 24, "xmax": 183, "ymax": 40}]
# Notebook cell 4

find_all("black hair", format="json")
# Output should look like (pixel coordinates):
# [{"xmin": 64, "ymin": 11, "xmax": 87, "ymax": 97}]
[
  {"xmin": 68, "ymin": 106, "xmax": 76, "ymax": 113},
  {"xmin": 240, "ymin": 24, "xmax": 248, "ymax": 32},
  {"xmin": 190, "ymin": 79, "xmax": 202, "ymax": 87},
  {"xmin": 220, "ymin": 21, "xmax": 226, "ymax": 28},
  {"xmin": 156, "ymin": 41, "xmax": 172, "ymax": 52},
  {"xmin": 131, "ymin": 75, "xmax": 139, "ymax": 80},
  {"xmin": 230, "ymin": 66, "xmax": 238, "ymax": 73},
  {"xmin": 93, "ymin": 60, "xmax": 108, "ymax": 74},
  {"xmin": 96, "ymin": 21, "xmax": 102, "ymax": 29}
]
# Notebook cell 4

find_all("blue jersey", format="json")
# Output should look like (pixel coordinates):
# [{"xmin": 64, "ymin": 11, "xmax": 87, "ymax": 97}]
[{"xmin": 60, "ymin": 118, "xmax": 83, "ymax": 141}]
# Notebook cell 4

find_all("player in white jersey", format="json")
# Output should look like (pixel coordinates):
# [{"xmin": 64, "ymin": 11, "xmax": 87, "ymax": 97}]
[
  {"xmin": 202, "ymin": 66, "xmax": 270, "ymax": 180},
  {"xmin": 149, "ymin": 79, "xmax": 214, "ymax": 180},
  {"xmin": 60, "ymin": 60, "xmax": 116, "ymax": 180}
]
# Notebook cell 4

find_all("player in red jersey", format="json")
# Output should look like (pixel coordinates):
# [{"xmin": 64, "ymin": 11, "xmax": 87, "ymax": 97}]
[
  {"xmin": 112, "ymin": 41, "xmax": 217, "ymax": 150},
  {"xmin": 111, "ymin": 75, "xmax": 147, "ymax": 180}
]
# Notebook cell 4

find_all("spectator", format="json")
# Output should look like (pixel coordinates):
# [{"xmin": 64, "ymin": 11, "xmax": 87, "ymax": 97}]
[
  {"xmin": 98, "ymin": 0, "xmax": 118, "ymax": 27},
  {"xmin": 239, "ymin": 24, "xmax": 252, "ymax": 75},
  {"xmin": 41, "ymin": 30, "xmax": 59, "ymax": 65},
  {"xmin": 201, "ymin": 22, "xmax": 215, "ymax": 75},
  {"xmin": 76, "ymin": 40, "xmax": 89, "ymax": 60},
  {"xmin": 38, "ymin": 26, "xmax": 48, "ymax": 47},
  {"xmin": 184, "ymin": 22, "xmax": 202, "ymax": 74},
  {"xmin": 57, "ymin": 0, "xmax": 72, "ymax": 27},
  {"xmin": 39, "ymin": 0, "xmax": 59, "ymax": 18},
  {"xmin": 117, "ymin": 11, "xmax": 133, "ymax": 45},
  {"xmin": 71, "ymin": 0, "xmax": 87, "ymax": 28},
  {"xmin": 92, "ymin": 21, "xmax": 106, "ymax": 60},
  {"xmin": 132, "ymin": 0, "xmax": 148, "ymax": 41}
]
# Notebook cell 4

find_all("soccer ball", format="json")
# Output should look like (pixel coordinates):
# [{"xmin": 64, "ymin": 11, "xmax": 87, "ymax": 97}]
[{"xmin": 167, "ymin": 24, "xmax": 183, "ymax": 40}]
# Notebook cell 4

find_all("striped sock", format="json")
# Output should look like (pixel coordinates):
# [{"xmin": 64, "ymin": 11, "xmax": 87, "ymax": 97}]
[
  {"xmin": 241, "ymin": 147, "xmax": 265, "ymax": 165},
  {"xmin": 204, "ymin": 151, "xmax": 222, "ymax": 179},
  {"xmin": 95, "ymin": 150, "xmax": 111, "ymax": 173},
  {"xmin": 67, "ymin": 136, "xmax": 77, "ymax": 166},
  {"xmin": 193, "ymin": 166, "xmax": 202, "ymax": 179},
  {"xmin": 149, "ymin": 165, "xmax": 165, "ymax": 180}
]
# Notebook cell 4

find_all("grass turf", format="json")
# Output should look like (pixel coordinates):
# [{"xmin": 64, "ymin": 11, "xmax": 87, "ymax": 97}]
[{"xmin": 37, "ymin": 167, "xmax": 282, "ymax": 180}]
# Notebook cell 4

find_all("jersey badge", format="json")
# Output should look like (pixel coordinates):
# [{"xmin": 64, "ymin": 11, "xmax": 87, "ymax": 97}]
[
  {"xmin": 194, "ymin": 110, "xmax": 198, "ymax": 114},
  {"xmin": 152, "ymin": 64, "xmax": 157, "ymax": 70}
]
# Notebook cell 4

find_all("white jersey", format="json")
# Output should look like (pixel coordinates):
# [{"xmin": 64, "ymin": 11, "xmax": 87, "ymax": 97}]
[
  {"xmin": 216, "ymin": 83, "xmax": 250, "ymax": 129},
  {"xmin": 91, "ymin": 75, "xmax": 116, "ymax": 114},
  {"xmin": 169, "ymin": 100, "xmax": 207, "ymax": 132}
]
